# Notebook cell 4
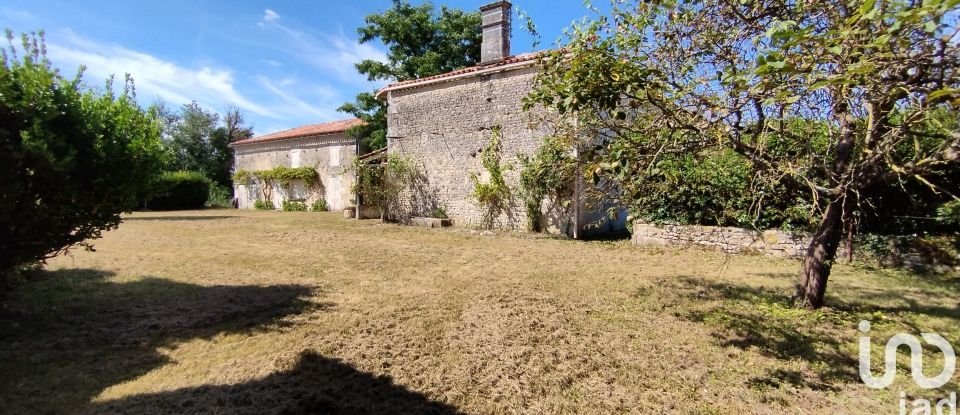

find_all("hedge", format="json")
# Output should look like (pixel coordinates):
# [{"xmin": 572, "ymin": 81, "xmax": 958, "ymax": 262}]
[{"xmin": 146, "ymin": 171, "xmax": 210, "ymax": 211}]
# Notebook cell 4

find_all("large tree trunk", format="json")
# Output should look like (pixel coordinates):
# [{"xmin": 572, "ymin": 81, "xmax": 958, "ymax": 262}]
[
  {"xmin": 795, "ymin": 197, "xmax": 846, "ymax": 309},
  {"xmin": 792, "ymin": 92, "xmax": 862, "ymax": 309}
]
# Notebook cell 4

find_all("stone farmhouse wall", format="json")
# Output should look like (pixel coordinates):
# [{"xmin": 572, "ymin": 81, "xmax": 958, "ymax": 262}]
[
  {"xmin": 383, "ymin": 62, "xmax": 628, "ymax": 235},
  {"xmin": 631, "ymin": 221, "xmax": 811, "ymax": 258},
  {"xmin": 232, "ymin": 133, "xmax": 356, "ymax": 211},
  {"xmin": 385, "ymin": 65, "xmax": 548, "ymax": 229}
]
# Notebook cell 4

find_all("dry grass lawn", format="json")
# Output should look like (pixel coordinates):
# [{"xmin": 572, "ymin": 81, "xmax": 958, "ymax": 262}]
[{"xmin": 1, "ymin": 210, "xmax": 957, "ymax": 414}]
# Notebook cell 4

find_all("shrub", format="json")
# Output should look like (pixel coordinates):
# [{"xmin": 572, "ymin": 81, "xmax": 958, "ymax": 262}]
[
  {"xmin": 470, "ymin": 126, "xmax": 512, "ymax": 228},
  {"xmin": 855, "ymin": 233, "xmax": 959, "ymax": 272},
  {"xmin": 207, "ymin": 183, "xmax": 233, "ymax": 208},
  {"xmin": 146, "ymin": 171, "xmax": 210, "ymax": 211},
  {"xmin": 937, "ymin": 200, "xmax": 960, "ymax": 226},
  {"xmin": 627, "ymin": 148, "xmax": 815, "ymax": 230},
  {"xmin": 0, "ymin": 32, "xmax": 165, "ymax": 276},
  {"xmin": 310, "ymin": 199, "xmax": 328, "ymax": 212},
  {"xmin": 282, "ymin": 200, "xmax": 308, "ymax": 212},
  {"xmin": 429, "ymin": 207, "xmax": 448, "ymax": 219},
  {"xmin": 518, "ymin": 136, "xmax": 576, "ymax": 231},
  {"xmin": 254, "ymin": 200, "xmax": 275, "ymax": 210}
]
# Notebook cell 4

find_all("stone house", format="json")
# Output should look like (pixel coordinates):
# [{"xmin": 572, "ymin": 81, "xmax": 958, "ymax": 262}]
[
  {"xmin": 229, "ymin": 119, "xmax": 362, "ymax": 211},
  {"xmin": 377, "ymin": 0, "xmax": 626, "ymax": 236}
]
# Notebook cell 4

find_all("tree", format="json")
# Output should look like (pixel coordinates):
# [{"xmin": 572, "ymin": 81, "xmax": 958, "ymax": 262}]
[
  {"xmin": 158, "ymin": 102, "xmax": 252, "ymax": 191},
  {"xmin": 147, "ymin": 101, "xmax": 180, "ymax": 141},
  {"xmin": 526, "ymin": 0, "xmax": 960, "ymax": 308},
  {"xmin": 211, "ymin": 106, "xmax": 253, "ymax": 188},
  {"xmin": 0, "ymin": 30, "xmax": 166, "ymax": 277},
  {"xmin": 339, "ymin": 0, "xmax": 482, "ymax": 151},
  {"xmin": 168, "ymin": 102, "xmax": 219, "ymax": 175}
]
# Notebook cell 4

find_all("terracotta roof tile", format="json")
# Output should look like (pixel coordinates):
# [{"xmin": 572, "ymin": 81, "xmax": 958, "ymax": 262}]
[
  {"xmin": 376, "ymin": 51, "xmax": 546, "ymax": 98},
  {"xmin": 230, "ymin": 118, "xmax": 364, "ymax": 146}
]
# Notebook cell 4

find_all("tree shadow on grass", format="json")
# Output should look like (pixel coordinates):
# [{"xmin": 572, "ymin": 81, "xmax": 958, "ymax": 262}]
[
  {"xmin": 832, "ymin": 290, "xmax": 960, "ymax": 324},
  {"xmin": 0, "ymin": 269, "xmax": 327, "ymax": 414},
  {"xmin": 728, "ymin": 271, "xmax": 960, "ymax": 321},
  {"xmin": 88, "ymin": 350, "xmax": 464, "ymax": 415},
  {"xmin": 668, "ymin": 274, "xmax": 960, "ymax": 396},
  {"xmin": 668, "ymin": 276, "xmax": 858, "ymax": 392}
]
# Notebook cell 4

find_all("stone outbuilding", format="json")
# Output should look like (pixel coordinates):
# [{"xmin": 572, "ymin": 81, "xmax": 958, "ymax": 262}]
[
  {"xmin": 377, "ymin": 0, "xmax": 626, "ymax": 236},
  {"xmin": 229, "ymin": 119, "xmax": 362, "ymax": 211}
]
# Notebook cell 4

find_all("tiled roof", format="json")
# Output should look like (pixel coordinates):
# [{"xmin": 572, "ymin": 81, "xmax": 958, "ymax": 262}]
[
  {"xmin": 358, "ymin": 147, "xmax": 387, "ymax": 161},
  {"xmin": 376, "ymin": 52, "xmax": 545, "ymax": 98},
  {"xmin": 230, "ymin": 118, "xmax": 364, "ymax": 146}
]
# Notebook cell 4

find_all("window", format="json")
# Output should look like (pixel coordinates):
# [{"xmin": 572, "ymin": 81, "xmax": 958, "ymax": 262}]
[
  {"xmin": 329, "ymin": 146, "xmax": 340, "ymax": 167},
  {"xmin": 290, "ymin": 149, "xmax": 302, "ymax": 168}
]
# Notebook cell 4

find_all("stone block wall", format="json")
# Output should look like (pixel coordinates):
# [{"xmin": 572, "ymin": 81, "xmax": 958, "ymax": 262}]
[
  {"xmin": 385, "ymin": 65, "xmax": 552, "ymax": 229},
  {"xmin": 232, "ymin": 133, "xmax": 356, "ymax": 211},
  {"xmin": 631, "ymin": 221, "xmax": 811, "ymax": 258}
]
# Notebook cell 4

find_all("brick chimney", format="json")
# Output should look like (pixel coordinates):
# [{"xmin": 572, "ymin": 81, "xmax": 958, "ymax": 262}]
[{"xmin": 480, "ymin": 1, "xmax": 511, "ymax": 64}]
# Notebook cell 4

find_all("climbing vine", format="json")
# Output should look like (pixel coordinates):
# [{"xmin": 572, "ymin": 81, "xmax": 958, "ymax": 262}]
[
  {"xmin": 232, "ymin": 166, "xmax": 319, "ymax": 201},
  {"xmin": 471, "ymin": 126, "xmax": 512, "ymax": 229},
  {"xmin": 518, "ymin": 136, "xmax": 577, "ymax": 231},
  {"xmin": 347, "ymin": 155, "xmax": 415, "ymax": 220}
]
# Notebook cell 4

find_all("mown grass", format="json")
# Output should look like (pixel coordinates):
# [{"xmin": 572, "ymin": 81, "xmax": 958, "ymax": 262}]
[{"xmin": 0, "ymin": 210, "xmax": 957, "ymax": 414}]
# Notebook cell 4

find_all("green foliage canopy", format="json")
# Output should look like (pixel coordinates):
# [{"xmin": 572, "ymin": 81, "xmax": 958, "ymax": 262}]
[
  {"xmin": 151, "ymin": 102, "xmax": 253, "ymax": 191},
  {"xmin": 339, "ymin": 0, "xmax": 482, "ymax": 150},
  {"xmin": 0, "ymin": 30, "xmax": 165, "ymax": 274},
  {"xmin": 525, "ymin": 0, "xmax": 960, "ymax": 308},
  {"xmin": 233, "ymin": 166, "xmax": 319, "ymax": 205}
]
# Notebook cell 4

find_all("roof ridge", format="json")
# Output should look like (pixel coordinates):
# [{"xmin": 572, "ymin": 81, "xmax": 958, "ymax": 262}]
[
  {"xmin": 230, "ymin": 118, "xmax": 363, "ymax": 147},
  {"xmin": 376, "ymin": 50, "xmax": 549, "ymax": 98}
]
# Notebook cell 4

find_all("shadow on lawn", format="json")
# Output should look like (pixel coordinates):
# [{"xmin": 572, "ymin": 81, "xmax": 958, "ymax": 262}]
[
  {"xmin": 669, "ymin": 276, "xmax": 857, "ymax": 392},
  {"xmin": 89, "ymin": 350, "xmax": 464, "ymax": 415},
  {"xmin": 670, "ymin": 274, "xmax": 960, "ymax": 394},
  {"xmin": 0, "ymin": 269, "xmax": 328, "ymax": 414}
]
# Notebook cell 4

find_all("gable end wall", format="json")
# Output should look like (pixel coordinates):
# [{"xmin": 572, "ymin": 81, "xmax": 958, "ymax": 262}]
[
  {"xmin": 385, "ymin": 65, "xmax": 552, "ymax": 228},
  {"xmin": 232, "ymin": 133, "xmax": 356, "ymax": 211}
]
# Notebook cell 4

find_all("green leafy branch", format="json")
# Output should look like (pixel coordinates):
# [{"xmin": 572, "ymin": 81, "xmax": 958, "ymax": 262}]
[
  {"xmin": 232, "ymin": 166, "xmax": 319, "ymax": 201},
  {"xmin": 518, "ymin": 136, "xmax": 577, "ymax": 232},
  {"xmin": 471, "ymin": 126, "xmax": 513, "ymax": 229}
]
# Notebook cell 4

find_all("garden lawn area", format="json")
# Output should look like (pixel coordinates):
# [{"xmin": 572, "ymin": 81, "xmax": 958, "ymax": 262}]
[{"xmin": 1, "ymin": 210, "xmax": 957, "ymax": 414}]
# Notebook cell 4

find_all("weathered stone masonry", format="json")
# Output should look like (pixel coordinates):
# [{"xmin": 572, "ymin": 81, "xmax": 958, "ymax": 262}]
[
  {"xmin": 232, "ymin": 133, "xmax": 356, "ymax": 211},
  {"xmin": 377, "ymin": 0, "xmax": 626, "ymax": 235},
  {"xmin": 384, "ymin": 64, "xmax": 549, "ymax": 228},
  {"xmin": 631, "ymin": 221, "xmax": 811, "ymax": 258}
]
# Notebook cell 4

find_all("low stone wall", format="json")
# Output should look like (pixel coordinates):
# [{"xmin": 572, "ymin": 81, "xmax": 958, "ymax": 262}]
[
  {"xmin": 411, "ymin": 217, "xmax": 452, "ymax": 228},
  {"xmin": 356, "ymin": 205, "xmax": 381, "ymax": 220},
  {"xmin": 631, "ymin": 221, "xmax": 811, "ymax": 258}
]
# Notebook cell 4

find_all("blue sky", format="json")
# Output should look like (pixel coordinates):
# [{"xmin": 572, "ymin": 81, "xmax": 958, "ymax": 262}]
[{"xmin": 0, "ymin": 1, "xmax": 600, "ymax": 135}]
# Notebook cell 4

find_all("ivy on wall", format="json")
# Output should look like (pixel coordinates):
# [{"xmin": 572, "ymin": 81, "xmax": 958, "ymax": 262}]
[
  {"xmin": 518, "ymin": 136, "xmax": 577, "ymax": 232},
  {"xmin": 347, "ymin": 155, "xmax": 414, "ymax": 220},
  {"xmin": 232, "ymin": 166, "xmax": 320, "ymax": 201},
  {"xmin": 471, "ymin": 126, "xmax": 513, "ymax": 229}
]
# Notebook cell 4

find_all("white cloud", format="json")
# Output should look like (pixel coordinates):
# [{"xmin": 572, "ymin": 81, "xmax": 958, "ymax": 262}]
[
  {"xmin": 261, "ymin": 59, "xmax": 283, "ymax": 67},
  {"xmin": 263, "ymin": 9, "xmax": 280, "ymax": 22},
  {"xmin": 258, "ymin": 18, "xmax": 388, "ymax": 87},
  {"xmin": 0, "ymin": 8, "xmax": 34, "ymax": 21},
  {"xmin": 258, "ymin": 76, "xmax": 340, "ymax": 120},
  {"xmin": 46, "ymin": 30, "xmax": 279, "ymax": 119}
]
